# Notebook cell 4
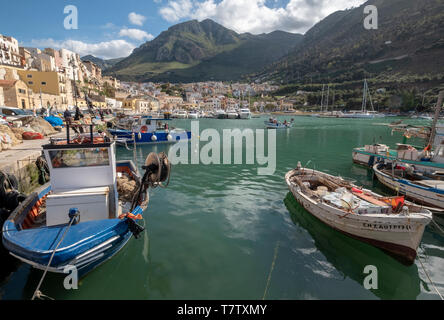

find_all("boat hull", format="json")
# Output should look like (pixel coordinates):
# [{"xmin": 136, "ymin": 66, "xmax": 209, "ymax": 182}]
[
  {"xmin": 285, "ymin": 169, "xmax": 431, "ymax": 265},
  {"xmin": 239, "ymin": 113, "xmax": 251, "ymax": 119},
  {"xmin": 352, "ymin": 147, "xmax": 444, "ymax": 171},
  {"xmin": 109, "ymin": 129, "xmax": 191, "ymax": 145},
  {"xmin": 2, "ymin": 161, "xmax": 146, "ymax": 277},
  {"xmin": 373, "ymin": 164, "xmax": 444, "ymax": 211}
]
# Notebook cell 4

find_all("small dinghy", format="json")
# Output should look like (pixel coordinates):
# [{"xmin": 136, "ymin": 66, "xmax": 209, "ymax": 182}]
[
  {"xmin": 2, "ymin": 124, "xmax": 171, "ymax": 277},
  {"xmin": 285, "ymin": 163, "xmax": 432, "ymax": 265},
  {"xmin": 264, "ymin": 118, "xmax": 294, "ymax": 129},
  {"xmin": 373, "ymin": 162, "xmax": 444, "ymax": 212}
]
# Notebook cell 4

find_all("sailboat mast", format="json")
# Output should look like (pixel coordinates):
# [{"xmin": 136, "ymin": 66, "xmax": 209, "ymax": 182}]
[
  {"xmin": 428, "ymin": 91, "xmax": 444, "ymax": 146},
  {"xmin": 326, "ymin": 85, "xmax": 330, "ymax": 112},
  {"xmin": 320, "ymin": 84, "xmax": 325, "ymax": 112},
  {"xmin": 362, "ymin": 79, "xmax": 367, "ymax": 112}
]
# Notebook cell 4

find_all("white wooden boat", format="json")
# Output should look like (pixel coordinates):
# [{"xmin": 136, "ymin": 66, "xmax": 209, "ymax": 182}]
[
  {"xmin": 373, "ymin": 162, "xmax": 444, "ymax": 211},
  {"xmin": 285, "ymin": 165, "xmax": 432, "ymax": 265}
]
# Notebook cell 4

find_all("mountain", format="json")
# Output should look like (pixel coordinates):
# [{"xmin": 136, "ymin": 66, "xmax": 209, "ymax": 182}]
[
  {"xmin": 105, "ymin": 19, "xmax": 303, "ymax": 82},
  {"xmin": 81, "ymin": 55, "xmax": 124, "ymax": 71},
  {"xmin": 256, "ymin": 0, "xmax": 444, "ymax": 84}
]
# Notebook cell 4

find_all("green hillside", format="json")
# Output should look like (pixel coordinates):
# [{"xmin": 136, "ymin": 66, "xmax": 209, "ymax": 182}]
[{"xmin": 105, "ymin": 19, "xmax": 302, "ymax": 82}]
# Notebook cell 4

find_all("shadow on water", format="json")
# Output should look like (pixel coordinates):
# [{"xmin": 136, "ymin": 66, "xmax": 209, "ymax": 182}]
[
  {"xmin": 283, "ymin": 192, "xmax": 421, "ymax": 300},
  {"xmin": 0, "ymin": 246, "xmax": 21, "ymax": 289}
]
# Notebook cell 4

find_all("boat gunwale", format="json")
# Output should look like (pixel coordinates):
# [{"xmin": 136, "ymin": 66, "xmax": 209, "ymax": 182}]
[{"xmin": 285, "ymin": 168, "xmax": 433, "ymax": 222}]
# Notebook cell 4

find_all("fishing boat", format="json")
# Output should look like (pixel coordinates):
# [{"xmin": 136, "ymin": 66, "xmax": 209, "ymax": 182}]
[
  {"xmin": 238, "ymin": 108, "xmax": 251, "ymax": 119},
  {"xmin": 2, "ymin": 124, "xmax": 171, "ymax": 277},
  {"xmin": 108, "ymin": 116, "xmax": 191, "ymax": 145},
  {"xmin": 352, "ymin": 92, "xmax": 444, "ymax": 170},
  {"xmin": 373, "ymin": 162, "xmax": 444, "ymax": 211},
  {"xmin": 285, "ymin": 164, "xmax": 432, "ymax": 264},
  {"xmin": 264, "ymin": 118, "xmax": 294, "ymax": 129}
]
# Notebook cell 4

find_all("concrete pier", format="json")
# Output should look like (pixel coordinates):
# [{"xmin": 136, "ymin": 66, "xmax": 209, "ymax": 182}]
[{"xmin": 0, "ymin": 132, "xmax": 65, "ymax": 192}]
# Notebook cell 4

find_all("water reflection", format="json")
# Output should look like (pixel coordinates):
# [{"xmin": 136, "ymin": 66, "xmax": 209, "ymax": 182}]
[{"xmin": 284, "ymin": 192, "xmax": 421, "ymax": 300}]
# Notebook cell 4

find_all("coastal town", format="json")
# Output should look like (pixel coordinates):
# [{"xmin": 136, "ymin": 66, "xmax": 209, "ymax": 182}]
[
  {"xmin": 1, "ymin": 0, "xmax": 444, "ymax": 304},
  {"xmin": 0, "ymin": 33, "xmax": 288, "ymax": 116}
]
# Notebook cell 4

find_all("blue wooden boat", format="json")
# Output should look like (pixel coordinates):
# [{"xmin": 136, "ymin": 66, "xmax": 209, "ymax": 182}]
[
  {"xmin": 264, "ymin": 118, "xmax": 294, "ymax": 129},
  {"xmin": 2, "ymin": 125, "xmax": 171, "ymax": 277},
  {"xmin": 108, "ymin": 116, "xmax": 191, "ymax": 145}
]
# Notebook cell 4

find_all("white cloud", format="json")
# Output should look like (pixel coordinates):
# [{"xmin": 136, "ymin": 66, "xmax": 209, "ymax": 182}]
[
  {"xmin": 159, "ymin": 0, "xmax": 367, "ymax": 34},
  {"xmin": 29, "ymin": 38, "xmax": 136, "ymax": 59},
  {"xmin": 128, "ymin": 12, "xmax": 147, "ymax": 26},
  {"xmin": 119, "ymin": 28, "xmax": 154, "ymax": 41}
]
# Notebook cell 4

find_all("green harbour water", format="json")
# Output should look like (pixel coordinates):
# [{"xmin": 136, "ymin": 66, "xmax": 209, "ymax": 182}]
[{"xmin": 1, "ymin": 116, "xmax": 444, "ymax": 300}]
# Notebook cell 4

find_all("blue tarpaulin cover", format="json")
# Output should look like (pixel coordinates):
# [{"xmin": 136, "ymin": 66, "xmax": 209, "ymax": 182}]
[{"xmin": 44, "ymin": 116, "xmax": 63, "ymax": 127}]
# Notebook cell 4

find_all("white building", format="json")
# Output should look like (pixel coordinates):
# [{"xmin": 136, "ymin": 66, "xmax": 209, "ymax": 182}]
[{"xmin": 0, "ymin": 34, "xmax": 21, "ymax": 67}]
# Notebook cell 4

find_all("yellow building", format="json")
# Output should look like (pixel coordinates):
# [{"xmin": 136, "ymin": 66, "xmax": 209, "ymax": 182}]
[
  {"xmin": 122, "ymin": 98, "xmax": 151, "ymax": 113},
  {"xmin": 17, "ymin": 70, "xmax": 68, "ymax": 109},
  {"xmin": 0, "ymin": 79, "xmax": 32, "ymax": 109}
]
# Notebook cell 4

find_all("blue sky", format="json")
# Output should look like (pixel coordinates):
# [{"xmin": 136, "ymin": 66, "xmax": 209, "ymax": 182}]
[{"xmin": 0, "ymin": 0, "xmax": 366, "ymax": 59}]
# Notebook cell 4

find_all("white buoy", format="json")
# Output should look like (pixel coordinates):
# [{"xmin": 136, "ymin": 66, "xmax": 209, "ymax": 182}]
[
  {"xmin": 138, "ymin": 132, "xmax": 142, "ymax": 140},
  {"xmin": 151, "ymin": 135, "xmax": 157, "ymax": 141},
  {"xmin": 167, "ymin": 134, "xmax": 173, "ymax": 142}
]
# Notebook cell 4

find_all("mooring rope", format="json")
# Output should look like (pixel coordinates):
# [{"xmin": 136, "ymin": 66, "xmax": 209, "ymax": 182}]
[
  {"xmin": 417, "ymin": 248, "xmax": 444, "ymax": 300},
  {"xmin": 31, "ymin": 211, "xmax": 79, "ymax": 300},
  {"xmin": 262, "ymin": 240, "xmax": 280, "ymax": 300},
  {"xmin": 405, "ymin": 216, "xmax": 444, "ymax": 300}
]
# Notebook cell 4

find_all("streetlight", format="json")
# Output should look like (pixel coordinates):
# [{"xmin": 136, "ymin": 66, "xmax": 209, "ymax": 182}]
[{"xmin": 69, "ymin": 56, "xmax": 78, "ymax": 109}]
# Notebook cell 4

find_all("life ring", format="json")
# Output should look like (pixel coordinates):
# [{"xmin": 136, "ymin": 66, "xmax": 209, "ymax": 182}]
[{"xmin": 141, "ymin": 126, "xmax": 148, "ymax": 133}]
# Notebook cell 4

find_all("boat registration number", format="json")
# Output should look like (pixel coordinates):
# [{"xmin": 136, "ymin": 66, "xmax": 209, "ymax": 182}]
[{"xmin": 362, "ymin": 223, "xmax": 412, "ymax": 231}]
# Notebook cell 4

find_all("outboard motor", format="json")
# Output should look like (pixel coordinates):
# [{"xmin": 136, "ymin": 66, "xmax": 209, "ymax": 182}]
[{"xmin": 130, "ymin": 152, "xmax": 171, "ymax": 212}]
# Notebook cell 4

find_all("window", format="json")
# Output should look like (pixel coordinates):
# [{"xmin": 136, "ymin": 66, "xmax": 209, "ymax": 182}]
[
  {"xmin": 49, "ymin": 148, "xmax": 110, "ymax": 169},
  {"xmin": 28, "ymin": 81, "xmax": 33, "ymax": 85},
  {"xmin": 41, "ymin": 82, "xmax": 46, "ymax": 85},
  {"xmin": 21, "ymin": 99, "xmax": 26, "ymax": 108},
  {"xmin": 27, "ymin": 74, "xmax": 32, "ymax": 78}
]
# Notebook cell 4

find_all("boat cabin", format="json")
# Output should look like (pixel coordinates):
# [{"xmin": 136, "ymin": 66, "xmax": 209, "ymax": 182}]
[
  {"xmin": 137, "ymin": 117, "xmax": 170, "ymax": 132},
  {"xmin": 42, "ymin": 127, "xmax": 119, "ymax": 227}
]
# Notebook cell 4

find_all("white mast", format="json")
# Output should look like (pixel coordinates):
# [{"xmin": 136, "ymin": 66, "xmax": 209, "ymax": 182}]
[
  {"xmin": 325, "ymin": 85, "xmax": 330, "ymax": 112},
  {"xmin": 320, "ymin": 84, "xmax": 325, "ymax": 112}
]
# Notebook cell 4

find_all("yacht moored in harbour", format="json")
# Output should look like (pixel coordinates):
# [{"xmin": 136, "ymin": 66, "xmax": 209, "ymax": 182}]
[{"xmin": 238, "ymin": 108, "xmax": 251, "ymax": 119}]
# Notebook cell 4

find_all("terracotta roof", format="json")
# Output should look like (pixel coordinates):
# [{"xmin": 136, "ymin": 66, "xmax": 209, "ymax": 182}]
[{"xmin": 0, "ymin": 80, "xmax": 17, "ymax": 87}]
